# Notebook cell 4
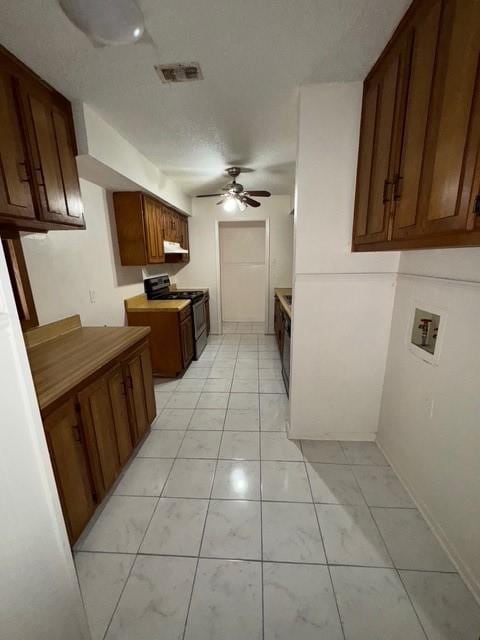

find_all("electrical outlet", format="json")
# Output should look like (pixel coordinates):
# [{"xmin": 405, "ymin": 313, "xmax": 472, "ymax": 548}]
[{"xmin": 89, "ymin": 289, "xmax": 97, "ymax": 304}]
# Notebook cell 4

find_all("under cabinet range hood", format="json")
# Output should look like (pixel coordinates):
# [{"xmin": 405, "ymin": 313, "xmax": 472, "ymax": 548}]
[{"xmin": 163, "ymin": 240, "xmax": 189, "ymax": 254}]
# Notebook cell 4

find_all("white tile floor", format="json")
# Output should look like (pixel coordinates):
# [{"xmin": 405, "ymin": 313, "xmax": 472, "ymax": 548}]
[{"xmin": 75, "ymin": 332, "xmax": 480, "ymax": 640}]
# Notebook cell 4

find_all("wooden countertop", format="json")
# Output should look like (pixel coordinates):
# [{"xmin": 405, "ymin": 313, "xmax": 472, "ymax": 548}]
[
  {"xmin": 125, "ymin": 293, "xmax": 191, "ymax": 312},
  {"xmin": 275, "ymin": 288, "xmax": 292, "ymax": 318},
  {"xmin": 27, "ymin": 319, "xmax": 150, "ymax": 410}
]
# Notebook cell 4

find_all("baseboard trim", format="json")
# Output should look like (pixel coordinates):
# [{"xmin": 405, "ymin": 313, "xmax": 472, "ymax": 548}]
[
  {"xmin": 376, "ymin": 439, "xmax": 480, "ymax": 606},
  {"xmin": 288, "ymin": 431, "xmax": 377, "ymax": 442}
]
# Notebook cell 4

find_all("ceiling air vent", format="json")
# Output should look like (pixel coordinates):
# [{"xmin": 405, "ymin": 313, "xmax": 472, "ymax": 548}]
[{"xmin": 155, "ymin": 62, "xmax": 203, "ymax": 83}]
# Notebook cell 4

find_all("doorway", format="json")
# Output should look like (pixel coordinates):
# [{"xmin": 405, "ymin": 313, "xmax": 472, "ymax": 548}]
[{"xmin": 218, "ymin": 220, "xmax": 268, "ymax": 333}]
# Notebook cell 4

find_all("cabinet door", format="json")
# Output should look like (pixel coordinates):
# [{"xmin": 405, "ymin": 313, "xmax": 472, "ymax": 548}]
[
  {"xmin": 0, "ymin": 68, "xmax": 35, "ymax": 220},
  {"xmin": 353, "ymin": 35, "xmax": 411, "ymax": 245},
  {"xmin": 180, "ymin": 315, "xmax": 194, "ymax": 367},
  {"xmin": 125, "ymin": 350, "xmax": 150, "ymax": 444},
  {"xmin": 19, "ymin": 79, "xmax": 84, "ymax": 227},
  {"xmin": 392, "ymin": 0, "xmax": 442, "ymax": 240},
  {"xmin": 143, "ymin": 196, "xmax": 165, "ymax": 263},
  {"xmin": 180, "ymin": 215, "xmax": 190, "ymax": 262},
  {"xmin": 78, "ymin": 377, "xmax": 121, "ymax": 499},
  {"xmin": 107, "ymin": 366, "xmax": 134, "ymax": 466},
  {"xmin": 139, "ymin": 342, "xmax": 156, "ymax": 424},
  {"xmin": 44, "ymin": 398, "xmax": 96, "ymax": 543},
  {"xmin": 417, "ymin": 0, "xmax": 480, "ymax": 235}
]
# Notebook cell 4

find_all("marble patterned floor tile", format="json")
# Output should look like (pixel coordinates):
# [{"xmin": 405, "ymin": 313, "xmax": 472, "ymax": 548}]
[
  {"xmin": 316, "ymin": 503, "xmax": 392, "ymax": 567},
  {"xmin": 353, "ymin": 465, "xmax": 414, "ymax": 508},
  {"xmin": 259, "ymin": 368, "xmax": 283, "ymax": 380},
  {"xmin": 184, "ymin": 558, "xmax": 262, "ymax": 640},
  {"xmin": 330, "ymin": 566, "xmax": 426, "ymax": 640},
  {"xmin": 197, "ymin": 392, "xmax": 229, "ymax": 409},
  {"xmin": 184, "ymin": 367, "xmax": 211, "ymax": 379},
  {"xmin": 262, "ymin": 502, "xmax": 326, "ymax": 563},
  {"xmin": 211, "ymin": 460, "xmax": 261, "ymax": 499},
  {"xmin": 114, "ymin": 458, "xmax": 173, "ymax": 497},
  {"xmin": 341, "ymin": 441, "xmax": 388, "ymax": 465},
  {"xmin": 137, "ymin": 430, "xmax": 185, "ymax": 458},
  {"xmin": 201, "ymin": 500, "xmax": 261, "ymax": 560},
  {"xmin": 261, "ymin": 461, "xmax": 312, "ymax": 502},
  {"xmin": 208, "ymin": 367, "xmax": 235, "ymax": 379},
  {"xmin": 372, "ymin": 508, "xmax": 455, "ymax": 571},
  {"xmin": 154, "ymin": 391, "xmax": 172, "ymax": 410},
  {"xmin": 75, "ymin": 552, "xmax": 135, "ymax": 640},
  {"xmin": 219, "ymin": 431, "xmax": 260, "ymax": 460},
  {"xmin": 188, "ymin": 408, "xmax": 226, "ymax": 430},
  {"xmin": 162, "ymin": 459, "xmax": 216, "ymax": 498},
  {"xmin": 152, "ymin": 408, "xmax": 193, "ymax": 430},
  {"xmin": 259, "ymin": 379, "xmax": 286, "ymax": 393},
  {"xmin": 154, "ymin": 378, "xmax": 179, "ymax": 392},
  {"xmin": 177, "ymin": 431, "xmax": 222, "ymax": 459},
  {"xmin": 228, "ymin": 392, "xmax": 259, "ymax": 411},
  {"xmin": 264, "ymin": 563, "xmax": 343, "ymax": 640},
  {"xmin": 301, "ymin": 440, "xmax": 347, "ymax": 463},
  {"xmin": 306, "ymin": 463, "xmax": 366, "ymax": 506},
  {"xmin": 78, "ymin": 496, "xmax": 157, "ymax": 553},
  {"xmin": 232, "ymin": 368, "xmax": 259, "ymax": 380},
  {"xmin": 105, "ymin": 555, "xmax": 196, "ymax": 640},
  {"xmin": 224, "ymin": 409, "xmax": 260, "ymax": 431},
  {"xmin": 231, "ymin": 377, "xmax": 259, "ymax": 393},
  {"xmin": 165, "ymin": 391, "xmax": 200, "ymax": 409},
  {"xmin": 202, "ymin": 378, "xmax": 232, "ymax": 392},
  {"xmin": 399, "ymin": 570, "xmax": 480, "ymax": 640},
  {"xmin": 175, "ymin": 378, "xmax": 206, "ymax": 392},
  {"xmin": 140, "ymin": 498, "xmax": 209, "ymax": 556},
  {"xmin": 260, "ymin": 432, "xmax": 303, "ymax": 461},
  {"xmin": 259, "ymin": 393, "xmax": 288, "ymax": 431}
]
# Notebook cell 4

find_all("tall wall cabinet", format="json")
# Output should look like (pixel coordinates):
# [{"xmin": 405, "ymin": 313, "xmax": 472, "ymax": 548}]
[
  {"xmin": 353, "ymin": 0, "xmax": 480, "ymax": 251},
  {"xmin": 0, "ymin": 46, "xmax": 84, "ymax": 231}
]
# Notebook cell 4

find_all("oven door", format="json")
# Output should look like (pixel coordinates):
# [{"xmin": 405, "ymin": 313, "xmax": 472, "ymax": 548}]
[{"xmin": 192, "ymin": 297, "xmax": 206, "ymax": 340}]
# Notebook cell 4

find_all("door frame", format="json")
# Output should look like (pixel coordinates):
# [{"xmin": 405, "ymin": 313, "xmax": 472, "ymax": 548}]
[{"xmin": 215, "ymin": 218, "xmax": 270, "ymax": 334}]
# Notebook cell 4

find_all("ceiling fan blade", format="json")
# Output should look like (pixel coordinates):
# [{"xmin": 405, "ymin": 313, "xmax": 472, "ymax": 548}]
[
  {"xmin": 243, "ymin": 196, "xmax": 261, "ymax": 208},
  {"xmin": 196, "ymin": 193, "xmax": 223, "ymax": 198},
  {"xmin": 245, "ymin": 190, "xmax": 271, "ymax": 197}
]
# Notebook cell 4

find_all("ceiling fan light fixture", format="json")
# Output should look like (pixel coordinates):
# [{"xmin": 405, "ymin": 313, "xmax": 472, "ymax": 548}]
[{"xmin": 223, "ymin": 196, "xmax": 237, "ymax": 213}]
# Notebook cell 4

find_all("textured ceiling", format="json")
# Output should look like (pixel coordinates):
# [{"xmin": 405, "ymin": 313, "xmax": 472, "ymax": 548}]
[{"xmin": 0, "ymin": 0, "xmax": 410, "ymax": 195}]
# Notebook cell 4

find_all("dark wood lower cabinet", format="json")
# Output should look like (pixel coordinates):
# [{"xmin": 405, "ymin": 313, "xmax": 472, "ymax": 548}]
[
  {"xmin": 78, "ymin": 376, "xmax": 121, "ymax": 500},
  {"xmin": 107, "ymin": 366, "xmax": 134, "ymax": 467},
  {"xmin": 44, "ymin": 398, "xmax": 96, "ymax": 542},
  {"xmin": 180, "ymin": 315, "xmax": 194, "ymax": 369},
  {"xmin": 41, "ymin": 338, "xmax": 155, "ymax": 544}
]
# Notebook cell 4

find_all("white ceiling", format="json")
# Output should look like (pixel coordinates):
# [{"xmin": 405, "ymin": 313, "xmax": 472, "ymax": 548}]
[{"xmin": 0, "ymin": 0, "xmax": 410, "ymax": 195}]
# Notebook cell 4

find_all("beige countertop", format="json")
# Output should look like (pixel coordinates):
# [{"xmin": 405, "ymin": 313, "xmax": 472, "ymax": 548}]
[
  {"xmin": 124, "ymin": 293, "xmax": 191, "ymax": 312},
  {"xmin": 26, "ymin": 317, "xmax": 150, "ymax": 410},
  {"xmin": 274, "ymin": 288, "xmax": 292, "ymax": 318}
]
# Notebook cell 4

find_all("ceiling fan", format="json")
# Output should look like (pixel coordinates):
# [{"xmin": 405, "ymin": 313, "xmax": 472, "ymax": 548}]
[{"xmin": 196, "ymin": 167, "xmax": 271, "ymax": 211}]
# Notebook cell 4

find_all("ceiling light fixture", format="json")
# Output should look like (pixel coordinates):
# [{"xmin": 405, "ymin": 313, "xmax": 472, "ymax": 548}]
[
  {"xmin": 223, "ymin": 196, "xmax": 237, "ymax": 213},
  {"xmin": 59, "ymin": 0, "xmax": 145, "ymax": 46}
]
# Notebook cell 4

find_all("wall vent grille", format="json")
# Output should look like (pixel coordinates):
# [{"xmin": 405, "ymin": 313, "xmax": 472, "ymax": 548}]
[{"xmin": 154, "ymin": 63, "xmax": 203, "ymax": 83}]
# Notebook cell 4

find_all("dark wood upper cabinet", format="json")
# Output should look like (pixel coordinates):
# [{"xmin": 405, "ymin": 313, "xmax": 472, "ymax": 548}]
[
  {"xmin": 0, "ymin": 67, "xmax": 36, "ymax": 221},
  {"xmin": 44, "ymin": 398, "xmax": 96, "ymax": 542},
  {"xmin": 0, "ymin": 46, "xmax": 84, "ymax": 231},
  {"xmin": 353, "ymin": 0, "xmax": 480, "ymax": 251},
  {"xmin": 354, "ymin": 32, "xmax": 412, "ymax": 245},
  {"xmin": 113, "ymin": 191, "xmax": 189, "ymax": 266}
]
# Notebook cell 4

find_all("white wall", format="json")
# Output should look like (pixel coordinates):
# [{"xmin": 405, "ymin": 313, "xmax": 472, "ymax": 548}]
[
  {"xmin": 75, "ymin": 104, "xmax": 191, "ymax": 214},
  {"xmin": 0, "ymin": 247, "xmax": 89, "ymax": 640},
  {"xmin": 289, "ymin": 82, "xmax": 399, "ymax": 441},
  {"xmin": 378, "ymin": 248, "xmax": 480, "ymax": 602},
  {"xmin": 174, "ymin": 196, "xmax": 293, "ymax": 334},
  {"xmin": 21, "ymin": 179, "xmax": 181, "ymax": 327}
]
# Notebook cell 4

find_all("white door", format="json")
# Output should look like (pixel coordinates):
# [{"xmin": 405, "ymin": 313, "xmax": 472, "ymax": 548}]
[
  {"xmin": 220, "ymin": 221, "xmax": 266, "ymax": 323},
  {"xmin": 0, "ymin": 247, "xmax": 89, "ymax": 640}
]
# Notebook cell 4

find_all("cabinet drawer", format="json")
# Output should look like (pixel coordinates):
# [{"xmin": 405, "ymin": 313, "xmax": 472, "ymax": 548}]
[{"xmin": 179, "ymin": 306, "xmax": 192, "ymax": 323}]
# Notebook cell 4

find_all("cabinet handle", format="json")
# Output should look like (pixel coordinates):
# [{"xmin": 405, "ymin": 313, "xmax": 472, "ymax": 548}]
[
  {"xmin": 474, "ymin": 195, "xmax": 480, "ymax": 216},
  {"xmin": 72, "ymin": 424, "xmax": 81, "ymax": 442},
  {"xmin": 17, "ymin": 161, "xmax": 30, "ymax": 183},
  {"xmin": 382, "ymin": 179, "xmax": 394, "ymax": 204},
  {"xmin": 393, "ymin": 175, "xmax": 403, "ymax": 201},
  {"xmin": 126, "ymin": 376, "xmax": 133, "ymax": 390},
  {"xmin": 34, "ymin": 167, "xmax": 45, "ymax": 187},
  {"xmin": 120, "ymin": 380, "xmax": 127, "ymax": 395}
]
